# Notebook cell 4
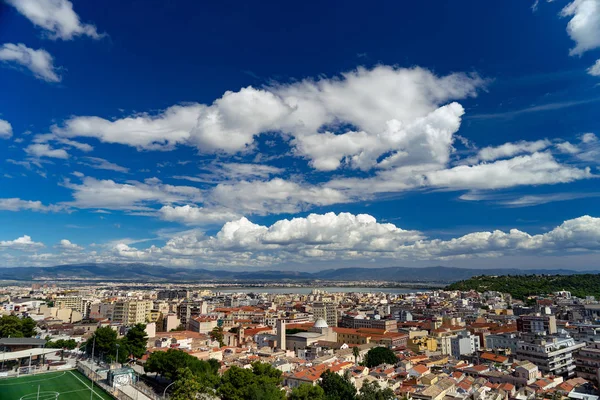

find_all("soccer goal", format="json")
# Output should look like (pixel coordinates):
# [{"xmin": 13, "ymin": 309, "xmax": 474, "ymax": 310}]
[{"xmin": 18, "ymin": 365, "xmax": 42, "ymax": 375}]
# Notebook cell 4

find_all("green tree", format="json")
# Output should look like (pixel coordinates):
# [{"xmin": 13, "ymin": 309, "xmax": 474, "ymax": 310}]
[
  {"xmin": 210, "ymin": 326, "xmax": 225, "ymax": 347},
  {"xmin": 85, "ymin": 326, "xmax": 118, "ymax": 361},
  {"xmin": 363, "ymin": 347, "xmax": 397, "ymax": 368},
  {"xmin": 46, "ymin": 339, "xmax": 78, "ymax": 350},
  {"xmin": 446, "ymin": 273, "xmax": 600, "ymax": 301},
  {"xmin": 319, "ymin": 370, "xmax": 356, "ymax": 400},
  {"xmin": 356, "ymin": 381, "xmax": 395, "ymax": 400},
  {"xmin": 144, "ymin": 349, "xmax": 220, "ymax": 384},
  {"xmin": 217, "ymin": 362, "xmax": 285, "ymax": 400},
  {"xmin": 289, "ymin": 383, "xmax": 325, "ymax": 400},
  {"xmin": 170, "ymin": 367, "xmax": 204, "ymax": 400},
  {"xmin": 20, "ymin": 317, "xmax": 37, "ymax": 338},
  {"xmin": 0, "ymin": 315, "xmax": 34, "ymax": 338},
  {"xmin": 352, "ymin": 346, "xmax": 360, "ymax": 364},
  {"xmin": 122, "ymin": 323, "xmax": 148, "ymax": 359},
  {"xmin": 46, "ymin": 339, "xmax": 78, "ymax": 361}
]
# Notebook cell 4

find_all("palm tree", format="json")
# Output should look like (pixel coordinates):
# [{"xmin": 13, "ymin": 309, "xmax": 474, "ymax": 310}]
[{"xmin": 352, "ymin": 346, "xmax": 360, "ymax": 364}]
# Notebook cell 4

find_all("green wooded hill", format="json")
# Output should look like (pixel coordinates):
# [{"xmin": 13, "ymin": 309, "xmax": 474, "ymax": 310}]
[{"xmin": 445, "ymin": 274, "xmax": 600, "ymax": 300}]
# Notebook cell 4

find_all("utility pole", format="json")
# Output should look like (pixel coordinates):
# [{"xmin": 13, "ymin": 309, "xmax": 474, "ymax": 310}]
[{"xmin": 90, "ymin": 336, "xmax": 96, "ymax": 400}]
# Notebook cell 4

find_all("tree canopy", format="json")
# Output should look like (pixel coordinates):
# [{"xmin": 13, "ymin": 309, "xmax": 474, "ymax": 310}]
[
  {"xmin": 319, "ymin": 370, "xmax": 357, "ymax": 400},
  {"xmin": 210, "ymin": 326, "xmax": 225, "ymax": 347},
  {"xmin": 170, "ymin": 367, "xmax": 206, "ymax": 400},
  {"xmin": 121, "ymin": 323, "xmax": 148, "ymax": 359},
  {"xmin": 289, "ymin": 384, "xmax": 325, "ymax": 400},
  {"xmin": 217, "ymin": 362, "xmax": 285, "ymax": 400},
  {"xmin": 0, "ymin": 315, "xmax": 37, "ymax": 338},
  {"xmin": 363, "ymin": 347, "xmax": 397, "ymax": 368},
  {"xmin": 446, "ymin": 274, "xmax": 600, "ymax": 300},
  {"xmin": 46, "ymin": 339, "xmax": 78, "ymax": 350},
  {"xmin": 144, "ymin": 348, "xmax": 220, "ymax": 383},
  {"xmin": 356, "ymin": 381, "xmax": 395, "ymax": 400}
]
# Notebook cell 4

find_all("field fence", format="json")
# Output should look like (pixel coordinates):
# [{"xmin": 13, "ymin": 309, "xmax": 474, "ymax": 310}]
[
  {"xmin": 0, "ymin": 362, "xmax": 77, "ymax": 380},
  {"xmin": 76, "ymin": 361, "xmax": 135, "ymax": 400},
  {"xmin": 76, "ymin": 361, "xmax": 163, "ymax": 400}
]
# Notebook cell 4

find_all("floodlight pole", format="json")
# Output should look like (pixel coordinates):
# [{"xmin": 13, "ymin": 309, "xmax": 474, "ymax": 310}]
[
  {"xmin": 163, "ymin": 381, "xmax": 176, "ymax": 399},
  {"xmin": 90, "ymin": 336, "xmax": 96, "ymax": 400}
]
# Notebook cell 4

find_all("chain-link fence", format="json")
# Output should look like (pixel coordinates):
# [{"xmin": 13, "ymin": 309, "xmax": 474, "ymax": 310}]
[{"xmin": 77, "ymin": 361, "xmax": 135, "ymax": 400}]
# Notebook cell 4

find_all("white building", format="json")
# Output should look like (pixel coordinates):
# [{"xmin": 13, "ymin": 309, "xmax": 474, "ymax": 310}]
[
  {"xmin": 486, "ymin": 332, "xmax": 520, "ymax": 354},
  {"xmin": 450, "ymin": 331, "xmax": 480, "ymax": 358},
  {"xmin": 516, "ymin": 332, "xmax": 585, "ymax": 378}
]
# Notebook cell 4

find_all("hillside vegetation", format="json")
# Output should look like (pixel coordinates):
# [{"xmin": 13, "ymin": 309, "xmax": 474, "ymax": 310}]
[{"xmin": 445, "ymin": 274, "xmax": 600, "ymax": 300}]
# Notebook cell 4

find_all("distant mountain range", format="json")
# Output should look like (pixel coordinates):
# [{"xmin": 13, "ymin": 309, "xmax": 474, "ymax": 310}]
[{"xmin": 0, "ymin": 263, "xmax": 596, "ymax": 283}]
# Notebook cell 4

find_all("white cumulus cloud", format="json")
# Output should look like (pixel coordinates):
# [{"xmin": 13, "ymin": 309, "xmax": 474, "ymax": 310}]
[
  {"xmin": 467, "ymin": 139, "xmax": 552, "ymax": 163},
  {"xmin": 63, "ymin": 176, "xmax": 203, "ymax": 211},
  {"xmin": 209, "ymin": 178, "xmax": 348, "ymax": 215},
  {"xmin": 0, "ymin": 235, "xmax": 44, "ymax": 251},
  {"xmin": 425, "ymin": 152, "xmax": 591, "ymax": 190},
  {"xmin": 24, "ymin": 143, "xmax": 69, "ymax": 159},
  {"xmin": 0, "ymin": 119, "xmax": 13, "ymax": 139},
  {"xmin": 0, "ymin": 198, "xmax": 62, "ymax": 212},
  {"xmin": 158, "ymin": 205, "xmax": 241, "ymax": 225},
  {"xmin": 52, "ymin": 66, "xmax": 485, "ymax": 171},
  {"xmin": 0, "ymin": 43, "xmax": 61, "ymax": 82},
  {"xmin": 588, "ymin": 59, "xmax": 600, "ymax": 75},
  {"xmin": 6, "ymin": 0, "xmax": 105, "ymax": 40},
  {"xmin": 101, "ymin": 214, "xmax": 600, "ymax": 266},
  {"xmin": 560, "ymin": 0, "xmax": 600, "ymax": 56},
  {"xmin": 56, "ymin": 239, "xmax": 83, "ymax": 252}
]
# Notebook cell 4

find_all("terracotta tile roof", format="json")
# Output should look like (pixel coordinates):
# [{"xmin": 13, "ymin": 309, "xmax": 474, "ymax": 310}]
[
  {"xmin": 557, "ymin": 382, "xmax": 574, "ymax": 392},
  {"xmin": 480, "ymin": 352, "xmax": 508, "ymax": 363},
  {"xmin": 243, "ymin": 326, "xmax": 272, "ymax": 337},
  {"xmin": 410, "ymin": 364, "xmax": 429, "ymax": 374},
  {"xmin": 286, "ymin": 364, "xmax": 329, "ymax": 382},
  {"xmin": 499, "ymin": 383, "xmax": 514, "ymax": 391}
]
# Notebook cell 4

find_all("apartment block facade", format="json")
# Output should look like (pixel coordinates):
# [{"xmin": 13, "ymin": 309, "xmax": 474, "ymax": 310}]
[
  {"xmin": 112, "ymin": 300, "xmax": 153, "ymax": 325},
  {"xmin": 313, "ymin": 302, "xmax": 338, "ymax": 327}
]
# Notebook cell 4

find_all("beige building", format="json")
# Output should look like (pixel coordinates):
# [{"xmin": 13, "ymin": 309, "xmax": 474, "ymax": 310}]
[
  {"xmin": 285, "ymin": 318, "xmax": 337, "ymax": 352},
  {"xmin": 313, "ymin": 302, "xmax": 338, "ymax": 327},
  {"xmin": 54, "ymin": 296, "xmax": 91, "ymax": 316},
  {"xmin": 189, "ymin": 317, "xmax": 218, "ymax": 334},
  {"xmin": 112, "ymin": 300, "xmax": 153, "ymax": 325},
  {"xmin": 163, "ymin": 314, "xmax": 181, "ymax": 332},
  {"xmin": 38, "ymin": 305, "xmax": 82, "ymax": 323}
]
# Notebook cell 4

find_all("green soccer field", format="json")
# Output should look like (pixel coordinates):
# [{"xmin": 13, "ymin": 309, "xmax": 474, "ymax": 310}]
[{"xmin": 0, "ymin": 370, "xmax": 114, "ymax": 400}]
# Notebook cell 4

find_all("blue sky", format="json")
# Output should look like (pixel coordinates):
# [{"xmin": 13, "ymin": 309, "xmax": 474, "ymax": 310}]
[{"xmin": 0, "ymin": 0, "xmax": 599, "ymax": 270}]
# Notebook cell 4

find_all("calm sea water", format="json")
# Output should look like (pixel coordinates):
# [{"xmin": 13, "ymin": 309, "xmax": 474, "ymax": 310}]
[{"xmin": 214, "ymin": 286, "xmax": 430, "ymax": 295}]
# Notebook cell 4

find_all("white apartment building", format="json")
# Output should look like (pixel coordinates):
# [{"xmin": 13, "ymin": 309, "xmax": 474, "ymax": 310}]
[
  {"xmin": 575, "ymin": 340, "xmax": 600, "ymax": 384},
  {"xmin": 450, "ymin": 331, "xmax": 480, "ymax": 358},
  {"xmin": 486, "ymin": 332, "xmax": 520, "ymax": 354},
  {"xmin": 516, "ymin": 333, "xmax": 585, "ymax": 378}
]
